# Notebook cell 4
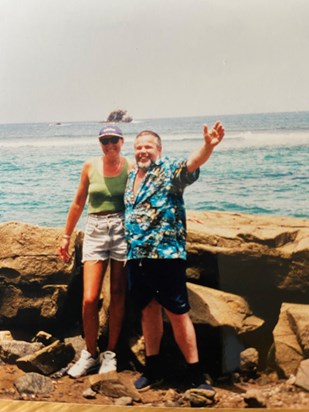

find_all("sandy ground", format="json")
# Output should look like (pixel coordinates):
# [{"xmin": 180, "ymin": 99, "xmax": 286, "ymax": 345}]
[{"xmin": 0, "ymin": 363, "xmax": 308, "ymax": 409}]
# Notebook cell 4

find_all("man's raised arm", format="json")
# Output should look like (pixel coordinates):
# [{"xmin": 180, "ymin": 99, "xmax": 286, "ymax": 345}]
[{"xmin": 186, "ymin": 121, "xmax": 225, "ymax": 173}]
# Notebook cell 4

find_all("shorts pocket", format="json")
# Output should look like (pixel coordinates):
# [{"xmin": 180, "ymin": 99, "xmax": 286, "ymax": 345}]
[{"xmin": 85, "ymin": 217, "xmax": 98, "ymax": 236}]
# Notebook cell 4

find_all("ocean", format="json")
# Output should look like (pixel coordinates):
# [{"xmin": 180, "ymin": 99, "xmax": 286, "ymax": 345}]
[{"xmin": 0, "ymin": 111, "xmax": 308, "ymax": 229}]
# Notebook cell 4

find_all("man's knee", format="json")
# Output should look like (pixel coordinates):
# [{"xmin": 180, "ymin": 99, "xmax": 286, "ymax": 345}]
[{"xmin": 142, "ymin": 299, "xmax": 162, "ymax": 317}]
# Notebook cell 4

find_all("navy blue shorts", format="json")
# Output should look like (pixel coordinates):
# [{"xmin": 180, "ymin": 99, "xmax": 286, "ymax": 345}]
[{"xmin": 126, "ymin": 259, "xmax": 190, "ymax": 314}]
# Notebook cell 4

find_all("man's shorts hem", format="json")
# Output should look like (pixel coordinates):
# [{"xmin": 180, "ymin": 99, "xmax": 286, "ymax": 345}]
[{"xmin": 127, "ymin": 259, "xmax": 190, "ymax": 314}]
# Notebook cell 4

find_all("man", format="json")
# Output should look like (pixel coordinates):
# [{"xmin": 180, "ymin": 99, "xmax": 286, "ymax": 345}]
[{"xmin": 124, "ymin": 122, "xmax": 225, "ymax": 391}]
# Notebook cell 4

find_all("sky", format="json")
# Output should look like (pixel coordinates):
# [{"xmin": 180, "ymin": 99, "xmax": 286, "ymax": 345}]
[{"xmin": 1, "ymin": 0, "xmax": 309, "ymax": 123}]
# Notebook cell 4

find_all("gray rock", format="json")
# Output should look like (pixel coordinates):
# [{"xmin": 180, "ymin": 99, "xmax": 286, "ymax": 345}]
[
  {"xmin": 183, "ymin": 387, "xmax": 216, "ymax": 407},
  {"xmin": 106, "ymin": 109, "xmax": 132, "ymax": 123},
  {"xmin": 240, "ymin": 347, "xmax": 259, "ymax": 372},
  {"xmin": 14, "ymin": 372, "xmax": 54, "ymax": 395},
  {"xmin": 0, "ymin": 340, "xmax": 44, "ymax": 363},
  {"xmin": 16, "ymin": 340, "xmax": 75, "ymax": 375},
  {"xmin": 89, "ymin": 371, "xmax": 141, "ymax": 401}
]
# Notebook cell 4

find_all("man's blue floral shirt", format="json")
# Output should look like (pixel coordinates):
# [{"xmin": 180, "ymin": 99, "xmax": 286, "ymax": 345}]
[{"xmin": 124, "ymin": 156, "xmax": 199, "ymax": 260}]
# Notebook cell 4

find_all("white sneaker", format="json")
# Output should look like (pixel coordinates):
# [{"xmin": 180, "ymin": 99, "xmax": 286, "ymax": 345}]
[
  {"xmin": 67, "ymin": 349, "xmax": 100, "ymax": 378},
  {"xmin": 98, "ymin": 350, "xmax": 117, "ymax": 373}
]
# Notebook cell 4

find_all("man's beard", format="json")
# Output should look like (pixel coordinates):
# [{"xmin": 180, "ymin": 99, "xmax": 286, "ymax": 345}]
[{"xmin": 137, "ymin": 159, "xmax": 152, "ymax": 170}]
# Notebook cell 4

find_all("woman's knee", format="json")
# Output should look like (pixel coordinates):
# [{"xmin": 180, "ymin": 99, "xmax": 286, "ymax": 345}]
[{"xmin": 83, "ymin": 293, "xmax": 100, "ymax": 310}]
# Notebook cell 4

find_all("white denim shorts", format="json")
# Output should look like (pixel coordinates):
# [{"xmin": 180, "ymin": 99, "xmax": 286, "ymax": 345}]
[{"xmin": 82, "ymin": 212, "xmax": 127, "ymax": 262}]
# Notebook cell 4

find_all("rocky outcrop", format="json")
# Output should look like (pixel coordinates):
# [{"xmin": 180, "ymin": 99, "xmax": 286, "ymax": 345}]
[
  {"xmin": 105, "ymin": 109, "xmax": 132, "ymax": 123},
  {"xmin": 186, "ymin": 211, "xmax": 308, "ymax": 364},
  {"xmin": 0, "ymin": 221, "xmax": 83, "ymax": 329},
  {"xmin": 0, "ymin": 211, "xmax": 308, "ymax": 379},
  {"xmin": 186, "ymin": 211, "xmax": 308, "ymax": 296}
]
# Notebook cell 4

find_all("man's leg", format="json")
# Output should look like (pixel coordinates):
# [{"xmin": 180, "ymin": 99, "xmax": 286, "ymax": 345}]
[
  {"xmin": 134, "ymin": 299, "xmax": 164, "ymax": 390},
  {"xmin": 142, "ymin": 299, "xmax": 163, "ymax": 356},
  {"xmin": 165, "ymin": 309, "xmax": 209, "ymax": 388},
  {"xmin": 164, "ymin": 309, "xmax": 198, "ymax": 363}
]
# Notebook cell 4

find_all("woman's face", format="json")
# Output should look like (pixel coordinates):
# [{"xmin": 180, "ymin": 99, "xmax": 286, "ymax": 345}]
[{"xmin": 99, "ymin": 136, "xmax": 124, "ymax": 157}]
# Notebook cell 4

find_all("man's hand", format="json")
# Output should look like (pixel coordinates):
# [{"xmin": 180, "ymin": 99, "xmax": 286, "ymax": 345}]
[
  {"xmin": 204, "ymin": 121, "xmax": 225, "ymax": 149},
  {"xmin": 187, "ymin": 121, "xmax": 225, "ymax": 173}
]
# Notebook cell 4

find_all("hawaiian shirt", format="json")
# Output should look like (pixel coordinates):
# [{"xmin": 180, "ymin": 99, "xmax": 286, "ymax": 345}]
[{"xmin": 124, "ymin": 156, "xmax": 199, "ymax": 260}]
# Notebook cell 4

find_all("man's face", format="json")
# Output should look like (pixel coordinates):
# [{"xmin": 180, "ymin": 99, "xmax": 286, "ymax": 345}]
[{"xmin": 134, "ymin": 135, "xmax": 162, "ymax": 170}]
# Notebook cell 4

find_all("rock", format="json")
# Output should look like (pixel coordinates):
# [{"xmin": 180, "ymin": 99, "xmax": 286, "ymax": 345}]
[
  {"xmin": 287, "ymin": 304, "xmax": 309, "ymax": 357},
  {"xmin": 273, "ymin": 303, "xmax": 309, "ymax": 377},
  {"xmin": 64, "ymin": 335, "xmax": 85, "ymax": 360},
  {"xmin": 0, "ymin": 213, "xmax": 308, "ymax": 376},
  {"xmin": 128, "ymin": 335, "xmax": 145, "ymax": 366},
  {"xmin": 114, "ymin": 396, "xmax": 133, "ymax": 406},
  {"xmin": 0, "ymin": 221, "xmax": 82, "ymax": 328},
  {"xmin": 295, "ymin": 359, "xmax": 309, "ymax": 391},
  {"xmin": 16, "ymin": 340, "xmax": 75, "ymax": 375},
  {"xmin": 89, "ymin": 371, "xmax": 141, "ymax": 401},
  {"xmin": 0, "ymin": 331, "xmax": 13, "ymax": 341},
  {"xmin": 105, "ymin": 109, "xmax": 132, "ymax": 123},
  {"xmin": 188, "ymin": 283, "xmax": 264, "ymax": 333},
  {"xmin": 186, "ymin": 210, "xmax": 309, "ymax": 366},
  {"xmin": 0, "ymin": 340, "xmax": 44, "ymax": 363},
  {"xmin": 183, "ymin": 387, "xmax": 216, "ymax": 407},
  {"xmin": 243, "ymin": 388, "xmax": 267, "ymax": 408},
  {"xmin": 31, "ymin": 331, "xmax": 58, "ymax": 346},
  {"xmin": 82, "ymin": 387, "xmax": 97, "ymax": 399},
  {"xmin": 240, "ymin": 347, "xmax": 259, "ymax": 373},
  {"xmin": 14, "ymin": 372, "xmax": 54, "ymax": 395},
  {"xmin": 186, "ymin": 210, "xmax": 309, "ymax": 295}
]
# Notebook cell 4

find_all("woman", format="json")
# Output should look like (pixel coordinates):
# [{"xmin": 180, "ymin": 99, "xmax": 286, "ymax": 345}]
[{"xmin": 59, "ymin": 125, "xmax": 131, "ymax": 378}]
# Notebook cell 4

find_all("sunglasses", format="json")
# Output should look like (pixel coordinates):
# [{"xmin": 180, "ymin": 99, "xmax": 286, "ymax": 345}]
[{"xmin": 99, "ymin": 136, "xmax": 122, "ymax": 145}]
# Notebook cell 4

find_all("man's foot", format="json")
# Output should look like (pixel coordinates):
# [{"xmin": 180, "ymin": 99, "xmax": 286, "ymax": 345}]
[
  {"xmin": 98, "ymin": 350, "xmax": 117, "ymax": 373},
  {"xmin": 134, "ymin": 374, "xmax": 164, "ymax": 392},
  {"xmin": 67, "ymin": 349, "xmax": 100, "ymax": 378},
  {"xmin": 194, "ymin": 382, "xmax": 216, "ymax": 393}
]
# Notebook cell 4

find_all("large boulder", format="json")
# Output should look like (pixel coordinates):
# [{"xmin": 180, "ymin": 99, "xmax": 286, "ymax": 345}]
[
  {"xmin": 186, "ymin": 211, "xmax": 308, "ymax": 296},
  {"xmin": 0, "ymin": 221, "xmax": 83, "ymax": 329},
  {"xmin": 272, "ymin": 303, "xmax": 309, "ymax": 377},
  {"xmin": 187, "ymin": 283, "xmax": 264, "ymax": 333},
  {"xmin": 186, "ymin": 211, "xmax": 309, "ymax": 360}
]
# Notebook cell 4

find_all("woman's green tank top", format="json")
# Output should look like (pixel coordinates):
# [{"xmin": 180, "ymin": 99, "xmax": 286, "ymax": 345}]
[{"xmin": 87, "ymin": 157, "xmax": 129, "ymax": 214}]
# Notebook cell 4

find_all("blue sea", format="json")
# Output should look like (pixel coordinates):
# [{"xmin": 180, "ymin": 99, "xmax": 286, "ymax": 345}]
[{"xmin": 0, "ymin": 112, "xmax": 308, "ymax": 228}]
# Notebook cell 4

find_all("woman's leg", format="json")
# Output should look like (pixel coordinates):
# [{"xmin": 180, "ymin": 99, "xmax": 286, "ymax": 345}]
[
  {"xmin": 83, "ymin": 260, "xmax": 108, "ymax": 356},
  {"xmin": 107, "ymin": 259, "xmax": 127, "ymax": 351}
]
